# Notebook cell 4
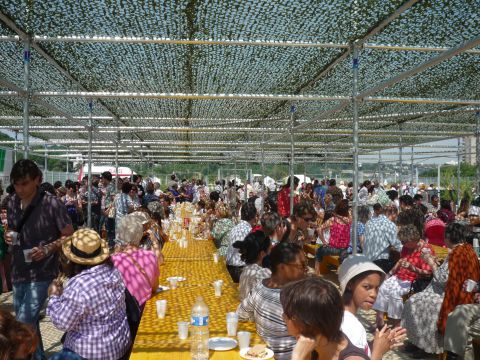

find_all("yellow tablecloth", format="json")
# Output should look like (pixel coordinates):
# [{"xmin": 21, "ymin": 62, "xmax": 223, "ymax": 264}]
[
  {"xmin": 162, "ymin": 239, "xmax": 216, "ymax": 261},
  {"xmin": 130, "ymin": 242, "xmax": 260, "ymax": 359}
]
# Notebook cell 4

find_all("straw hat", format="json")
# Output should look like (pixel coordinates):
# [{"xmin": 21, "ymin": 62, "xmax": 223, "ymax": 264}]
[
  {"xmin": 116, "ymin": 214, "xmax": 144, "ymax": 246},
  {"xmin": 338, "ymin": 255, "xmax": 385, "ymax": 294},
  {"xmin": 62, "ymin": 228, "xmax": 109, "ymax": 265}
]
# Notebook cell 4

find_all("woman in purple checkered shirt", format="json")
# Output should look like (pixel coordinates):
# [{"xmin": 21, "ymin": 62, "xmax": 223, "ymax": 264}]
[{"xmin": 47, "ymin": 229, "xmax": 131, "ymax": 360}]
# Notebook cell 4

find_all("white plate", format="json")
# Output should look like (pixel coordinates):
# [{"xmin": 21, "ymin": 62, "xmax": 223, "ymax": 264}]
[
  {"xmin": 208, "ymin": 337, "xmax": 238, "ymax": 351},
  {"xmin": 239, "ymin": 347, "xmax": 274, "ymax": 360},
  {"xmin": 166, "ymin": 276, "xmax": 186, "ymax": 282}
]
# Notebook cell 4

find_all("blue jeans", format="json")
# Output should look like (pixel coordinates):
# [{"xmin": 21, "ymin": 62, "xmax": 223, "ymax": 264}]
[
  {"xmin": 315, "ymin": 245, "xmax": 346, "ymax": 262},
  {"xmin": 13, "ymin": 280, "xmax": 51, "ymax": 360},
  {"xmin": 49, "ymin": 348, "xmax": 86, "ymax": 360}
]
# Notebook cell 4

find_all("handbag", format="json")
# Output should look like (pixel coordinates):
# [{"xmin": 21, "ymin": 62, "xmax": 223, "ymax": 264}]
[{"xmin": 124, "ymin": 287, "xmax": 142, "ymax": 341}]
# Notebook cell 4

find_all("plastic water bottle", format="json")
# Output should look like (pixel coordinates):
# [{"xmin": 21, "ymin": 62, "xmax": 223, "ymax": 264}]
[{"xmin": 190, "ymin": 296, "xmax": 209, "ymax": 360}]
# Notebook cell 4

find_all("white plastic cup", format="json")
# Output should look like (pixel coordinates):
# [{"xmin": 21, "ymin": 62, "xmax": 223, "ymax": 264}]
[
  {"xmin": 474, "ymin": 238, "xmax": 479, "ymax": 248},
  {"xmin": 156, "ymin": 299, "xmax": 167, "ymax": 319},
  {"xmin": 7, "ymin": 230, "xmax": 19, "ymax": 245},
  {"xmin": 177, "ymin": 321, "xmax": 189, "ymax": 340},
  {"xmin": 307, "ymin": 228, "xmax": 315, "ymax": 238},
  {"xmin": 213, "ymin": 252, "xmax": 219, "ymax": 263},
  {"xmin": 237, "ymin": 331, "xmax": 251, "ymax": 350},
  {"xmin": 465, "ymin": 279, "xmax": 478, "ymax": 292},
  {"xmin": 213, "ymin": 280, "xmax": 223, "ymax": 297},
  {"xmin": 169, "ymin": 278, "xmax": 178, "ymax": 290},
  {"xmin": 421, "ymin": 247, "xmax": 431, "ymax": 255},
  {"xmin": 226, "ymin": 312, "xmax": 238, "ymax": 336},
  {"xmin": 23, "ymin": 249, "xmax": 33, "ymax": 263}
]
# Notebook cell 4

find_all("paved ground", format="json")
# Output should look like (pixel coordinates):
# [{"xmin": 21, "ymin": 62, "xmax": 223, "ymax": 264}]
[{"xmin": 0, "ymin": 275, "xmax": 427, "ymax": 359}]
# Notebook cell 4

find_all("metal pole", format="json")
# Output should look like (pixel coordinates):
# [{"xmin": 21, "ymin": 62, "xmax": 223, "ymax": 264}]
[
  {"xmin": 115, "ymin": 130, "xmax": 119, "ymax": 191},
  {"xmin": 44, "ymin": 144, "xmax": 48, "ymax": 181},
  {"xmin": 130, "ymin": 135, "xmax": 134, "ymax": 183},
  {"xmin": 13, "ymin": 131, "xmax": 18, "ymax": 163},
  {"xmin": 437, "ymin": 164, "xmax": 441, "ymax": 202},
  {"xmin": 289, "ymin": 105, "xmax": 296, "ymax": 216},
  {"xmin": 87, "ymin": 100, "xmax": 93, "ymax": 228},
  {"xmin": 244, "ymin": 150, "xmax": 248, "ymax": 202},
  {"xmin": 378, "ymin": 150, "xmax": 383, "ymax": 184},
  {"xmin": 476, "ymin": 112, "xmax": 480, "ymax": 195},
  {"xmin": 66, "ymin": 148, "xmax": 69, "ymax": 179},
  {"xmin": 22, "ymin": 39, "xmax": 31, "ymax": 159},
  {"xmin": 351, "ymin": 42, "xmax": 360, "ymax": 255},
  {"xmin": 457, "ymin": 138, "xmax": 461, "ymax": 205},
  {"xmin": 411, "ymin": 146, "xmax": 414, "ymax": 186},
  {"xmin": 399, "ymin": 123, "xmax": 403, "ymax": 185},
  {"xmin": 261, "ymin": 134, "xmax": 265, "ymax": 216}
]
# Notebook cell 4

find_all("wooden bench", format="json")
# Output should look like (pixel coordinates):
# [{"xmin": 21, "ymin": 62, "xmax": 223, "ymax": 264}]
[{"xmin": 303, "ymin": 244, "xmax": 340, "ymax": 275}]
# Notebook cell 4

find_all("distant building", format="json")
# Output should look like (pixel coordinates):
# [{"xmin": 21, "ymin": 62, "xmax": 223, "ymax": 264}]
[{"xmin": 464, "ymin": 136, "xmax": 477, "ymax": 165}]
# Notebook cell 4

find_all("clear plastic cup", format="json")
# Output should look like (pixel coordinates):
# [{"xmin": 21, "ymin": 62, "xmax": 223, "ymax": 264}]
[
  {"xmin": 23, "ymin": 249, "xmax": 33, "ymax": 263},
  {"xmin": 213, "ymin": 252, "xmax": 219, "ymax": 263},
  {"xmin": 7, "ymin": 230, "xmax": 19, "ymax": 245},
  {"xmin": 213, "ymin": 280, "xmax": 223, "ymax": 297},
  {"xmin": 465, "ymin": 279, "xmax": 478, "ymax": 292},
  {"xmin": 169, "ymin": 278, "xmax": 178, "ymax": 290},
  {"xmin": 237, "ymin": 331, "xmax": 251, "ymax": 350},
  {"xmin": 156, "ymin": 299, "xmax": 167, "ymax": 318},
  {"xmin": 226, "ymin": 312, "xmax": 238, "ymax": 336},
  {"xmin": 177, "ymin": 321, "xmax": 189, "ymax": 340}
]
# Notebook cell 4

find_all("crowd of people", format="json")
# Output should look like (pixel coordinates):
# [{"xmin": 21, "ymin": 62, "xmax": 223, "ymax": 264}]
[{"xmin": 1, "ymin": 161, "xmax": 480, "ymax": 360}]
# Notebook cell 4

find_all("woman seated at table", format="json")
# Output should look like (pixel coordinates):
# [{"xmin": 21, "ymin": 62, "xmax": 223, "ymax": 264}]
[
  {"xmin": 402, "ymin": 222, "xmax": 480, "ymax": 358},
  {"xmin": 315, "ymin": 199, "xmax": 352, "ymax": 274},
  {"xmin": 373, "ymin": 222, "xmax": 434, "ymax": 329},
  {"xmin": 237, "ymin": 242, "xmax": 307, "ymax": 360},
  {"xmin": 234, "ymin": 230, "xmax": 272, "ymax": 301},
  {"xmin": 47, "ymin": 228, "xmax": 131, "ymax": 360},
  {"xmin": 281, "ymin": 277, "xmax": 397, "ymax": 360},
  {"xmin": 129, "ymin": 210, "xmax": 164, "ymax": 265},
  {"xmin": 112, "ymin": 215, "xmax": 160, "ymax": 308},
  {"xmin": 211, "ymin": 202, "xmax": 235, "ymax": 256}
]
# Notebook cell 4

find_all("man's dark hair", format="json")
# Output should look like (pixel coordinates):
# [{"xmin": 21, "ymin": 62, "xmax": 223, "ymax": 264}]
[
  {"xmin": 413, "ymin": 194, "xmax": 423, "ymax": 202},
  {"xmin": 53, "ymin": 181, "xmax": 62, "ymax": 189},
  {"xmin": 285, "ymin": 176, "xmax": 300, "ymax": 188},
  {"xmin": 280, "ymin": 277, "xmax": 343, "ymax": 342},
  {"xmin": 373, "ymin": 203, "xmax": 383, "ymax": 213},
  {"xmin": 170, "ymin": 174, "xmax": 176, "ymax": 180},
  {"xmin": 329, "ymin": 179, "xmax": 336, "ymax": 186},
  {"xmin": 445, "ymin": 222, "xmax": 467, "ymax": 245},
  {"xmin": 240, "ymin": 202, "xmax": 257, "ymax": 222},
  {"xmin": 399, "ymin": 194, "xmax": 414, "ymax": 207},
  {"xmin": 101, "ymin": 171, "xmax": 113, "ymax": 182},
  {"xmin": 132, "ymin": 175, "xmax": 139, "ymax": 183},
  {"xmin": 261, "ymin": 212, "xmax": 281, "ymax": 236},
  {"xmin": 269, "ymin": 242, "xmax": 302, "ymax": 274},
  {"xmin": 431, "ymin": 194, "xmax": 439, "ymax": 201},
  {"xmin": 121, "ymin": 182, "xmax": 133, "ymax": 194},
  {"xmin": 209, "ymin": 191, "xmax": 220, "ymax": 202},
  {"xmin": 10, "ymin": 160, "xmax": 42, "ymax": 183},
  {"xmin": 440, "ymin": 199, "xmax": 452, "ymax": 211},
  {"xmin": 40, "ymin": 182, "xmax": 56, "ymax": 195}
]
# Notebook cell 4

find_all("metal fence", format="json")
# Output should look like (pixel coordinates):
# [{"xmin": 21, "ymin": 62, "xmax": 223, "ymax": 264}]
[{"xmin": 0, "ymin": 171, "xmax": 77, "ymax": 187}]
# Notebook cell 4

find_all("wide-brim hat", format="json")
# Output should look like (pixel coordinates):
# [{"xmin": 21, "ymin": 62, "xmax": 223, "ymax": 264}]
[
  {"xmin": 63, "ymin": 228, "xmax": 110, "ymax": 265},
  {"xmin": 338, "ymin": 255, "xmax": 385, "ymax": 294}
]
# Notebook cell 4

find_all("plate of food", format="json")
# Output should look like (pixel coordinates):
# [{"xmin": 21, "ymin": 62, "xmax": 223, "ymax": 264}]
[
  {"xmin": 166, "ymin": 276, "xmax": 186, "ymax": 282},
  {"xmin": 208, "ymin": 337, "xmax": 238, "ymax": 351},
  {"xmin": 240, "ymin": 345, "xmax": 274, "ymax": 359}
]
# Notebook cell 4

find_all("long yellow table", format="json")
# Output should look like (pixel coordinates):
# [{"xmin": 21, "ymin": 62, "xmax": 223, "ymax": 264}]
[
  {"xmin": 161, "ymin": 239, "xmax": 216, "ymax": 261},
  {"xmin": 130, "ymin": 242, "xmax": 260, "ymax": 359}
]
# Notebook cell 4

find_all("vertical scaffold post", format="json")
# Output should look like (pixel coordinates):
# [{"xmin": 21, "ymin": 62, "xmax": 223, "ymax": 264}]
[
  {"xmin": 399, "ymin": 123, "xmax": 403, "ymax": 185},
  {"xmin": 457, "ymin": 138, "xmax": 461, "ymax": 206},
  {"xmin": 87, "ymin": 100, "xmax": 94, "ymax": 229},
  {"xmin": 289, "ymin": 105, "xmax": 296, "ymax": 217},
  {"xmin": 411, "ymin": 146, "xmax": 414, "ymax": 186},
  {"xmin": 351, "ymin": 41, "xmax": 360, "ymax": 255},
  {"xmin": 476, "ymin": 112, "xmax": 480, "ymax": 195},
  {"xmin": 115, "ymin": 130, "xmax": 120, "ymax": 191},
  {"xmin": 260, "ymin": 133, "xmax": 265, "ymax": 216},
  {"xmin": 23, "ymin": 40, "xmax": 31, "ymax": 159}
]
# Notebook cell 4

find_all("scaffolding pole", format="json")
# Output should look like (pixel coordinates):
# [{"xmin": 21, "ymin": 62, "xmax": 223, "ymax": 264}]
[
  {"xmin": 378, "ymin": 151, "xmax": 382, "ymax": 184},
  {"xmin": 261, "ymin": 133, "xmax": 265, "ymax": 216},
  {"xmin": 87, "ymin": 100, "xmax": 93, "ymax": 228},
  {"xmin": 115, "ymin": 130, "xmax": 120, "ymax": 191},
  {"xmin": 457, "ymin": 138, "xmax": 461, "ymax": 205},
  {"xmin": 476, "ymin": 112, "xmax": 480, "ymax": 195},
  {"xmin": 14, "ymin": 131, "xmax": 18, "ymax": 163},
  {"xmin": 351, "ymin": 42, "xmax": 360, "ymax": 255},
  {"xmin": 411, "ymin": 146, "xmax": 414, "ymax": 185},
  {"xmin": 399, "ymin": 123, "xmax": 403, "ymax": 184},
  {"xmin": 22, "ymin": 39, "xmax": 31, "ymax": 159},
  {"xmin": 44, "ymin": 144, "xmax": 48, "ymax": 181},
  {"xmin": 289, "ymin": 106, "xmax": 296, "ymax": 216}
]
